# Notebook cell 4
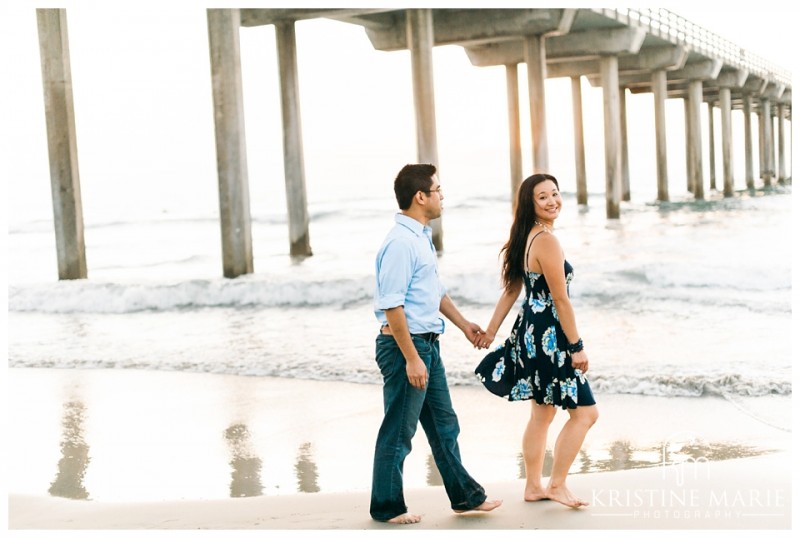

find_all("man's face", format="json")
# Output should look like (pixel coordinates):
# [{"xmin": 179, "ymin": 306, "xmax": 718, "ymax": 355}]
[{"xmin": 422, "ymin": 175, "xmax": 444, "ymax": 219}]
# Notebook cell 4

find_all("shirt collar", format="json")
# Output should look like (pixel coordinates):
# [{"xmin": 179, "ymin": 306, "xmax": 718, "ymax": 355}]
[{"xmin": 395, "ymin": 213, "xmax": 431, "ymax": 239}]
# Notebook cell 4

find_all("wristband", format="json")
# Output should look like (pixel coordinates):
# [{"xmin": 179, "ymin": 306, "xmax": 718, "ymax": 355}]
[{"xmin": 567, "ymin": 338, "xmax": 584, "ymax": 353}]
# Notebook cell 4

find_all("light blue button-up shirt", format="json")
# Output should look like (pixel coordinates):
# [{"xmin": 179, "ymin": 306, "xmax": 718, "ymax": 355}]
[{"xmin": 374, "ymin": 213, "xmax": 446, "ymax": 334}]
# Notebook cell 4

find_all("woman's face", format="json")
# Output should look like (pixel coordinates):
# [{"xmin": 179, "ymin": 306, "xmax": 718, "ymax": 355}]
[{"xmin": 532, "ymin": 179, "xmax": 561, "ymax": 221}]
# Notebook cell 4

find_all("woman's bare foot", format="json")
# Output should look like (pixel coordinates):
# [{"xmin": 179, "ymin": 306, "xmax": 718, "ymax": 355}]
[
  {"xmin": 524, "ymin": 486, "xmax": 549, "ymax": 502},
  {"xmin": 454, "ymin": 499, "xmax": 503, "ymax": 514},
  {"xmin": 385, "ymin": 512, "xmax": 422, "ymax": 524},
  {"xmin": 545, "ymin": 484, "xmax": 588, "ymax": 508}
]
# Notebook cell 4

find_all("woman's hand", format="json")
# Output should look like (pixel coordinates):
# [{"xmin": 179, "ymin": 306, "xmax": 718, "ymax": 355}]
[
  {"xmin": 571, "ymin": 349, "xmax": 589, "ymax": 373},
  {"xmin": 473, "ymin": 329, "xmax": 496, "ymax": 349}
]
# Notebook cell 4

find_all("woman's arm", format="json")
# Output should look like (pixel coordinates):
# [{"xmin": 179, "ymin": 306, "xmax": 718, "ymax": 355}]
[
  {"xmin": 536, "ymin": 234, "xmax": 590, "ymax": 372},
  {"xmin": 475, "ymin": 280, "xmax": 523, "ymax": 348}
]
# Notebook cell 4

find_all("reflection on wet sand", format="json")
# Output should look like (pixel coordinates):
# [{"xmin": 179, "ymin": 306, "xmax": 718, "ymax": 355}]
[
  {"xmin": 406, "ymin": 438, "xmax": 770, "ymax": 490},
  {"xmin": 48, "ymin": 401, "xmax": 90, "ymax": 500},
  {"xmin": 517, "ymin": 449, "xmax": 554, "ymax": 480},
  {"xmin": 41, "ymin": 397, "xmax": 777, "ymax": 501},
  {"xmin": 514, "ymin": 439, "xmax": 774, "ymax": 477},
  {"xmin": 295, "ymin": 442, "xmax": 320, "ymax": 493},
  {"xmin": 224, "ymin": 423, "xmax": 263, "ymax": 498}
]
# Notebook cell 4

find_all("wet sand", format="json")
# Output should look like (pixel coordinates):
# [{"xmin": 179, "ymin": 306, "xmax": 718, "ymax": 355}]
[
  {"xmin": 9, "ymin": 451, "xmax": 791, "ymax": 530},
  {"xmin": 5, "ymin": 367, "xmax": 792, "ymax": 530}
]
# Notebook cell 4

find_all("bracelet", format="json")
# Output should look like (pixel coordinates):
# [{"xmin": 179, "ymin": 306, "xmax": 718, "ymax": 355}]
[{"xmin": 567, "ymin": 338, "xmax": 584, "ymax": 353}]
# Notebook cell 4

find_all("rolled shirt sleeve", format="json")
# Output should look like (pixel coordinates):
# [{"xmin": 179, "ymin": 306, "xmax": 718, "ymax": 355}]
[{"xmin": 375, "ymin": 238, "xmax": 413, "ymax": 311}]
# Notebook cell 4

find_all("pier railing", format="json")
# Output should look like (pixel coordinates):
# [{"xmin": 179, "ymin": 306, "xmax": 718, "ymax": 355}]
[{"xmin": 593, "ymin": 7, "xmax": 792, "ymax": 89}]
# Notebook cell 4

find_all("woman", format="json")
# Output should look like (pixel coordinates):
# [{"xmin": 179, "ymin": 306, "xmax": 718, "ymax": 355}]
[{"xmin": 473, "ymin": 173, "xmax": 598, "ymax": 508}]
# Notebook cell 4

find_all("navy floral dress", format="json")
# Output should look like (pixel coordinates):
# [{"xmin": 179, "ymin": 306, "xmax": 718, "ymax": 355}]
[{"xmin": 475, "ymin": 239, "xmax": 595, "ymax": 409}]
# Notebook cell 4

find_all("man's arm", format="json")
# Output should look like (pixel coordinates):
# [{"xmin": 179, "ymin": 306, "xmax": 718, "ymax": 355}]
[
  {"xmin": 384, "ymin": 306, "xmax": 429, "ymax": 389},
  {"xmin": 439, "ymin": 293, "xmax": 483, "ymax": 343}
]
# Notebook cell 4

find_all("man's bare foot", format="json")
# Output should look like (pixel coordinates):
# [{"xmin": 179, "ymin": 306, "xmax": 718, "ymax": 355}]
[
  {"xmin": 545, "ymin": 484, "xmax": 588, "ymax": 508},
  {"xmin": 454, "ymin": 499, "xmax": 503, "ymax": 514},
  {"xmin": 524, "ymin": 486, "xmax": 549, "ymax": 502},
  {"xmin": 385, "ymin": 512, "xmax": 422, "ymax": 524}
]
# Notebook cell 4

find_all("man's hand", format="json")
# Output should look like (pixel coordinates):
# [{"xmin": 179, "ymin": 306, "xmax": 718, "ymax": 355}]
[
  {"xmin": 462, "ymin": 322, "xmax": 485, "ymax": 345},
  {"xmin": 407, "ymin": 357, "xmax": 428, "ymax": 389}
]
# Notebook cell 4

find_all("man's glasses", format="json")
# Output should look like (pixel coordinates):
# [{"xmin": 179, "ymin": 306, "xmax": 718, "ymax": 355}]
[{"xmin": 422, "ymin": 186, "xmax": 443, "ymax": 196}]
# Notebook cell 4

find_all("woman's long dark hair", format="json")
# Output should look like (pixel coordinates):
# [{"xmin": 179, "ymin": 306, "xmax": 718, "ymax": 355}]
[{"xmin": 500, "ymin": 173, "xmax": 559, "ymax": 292}]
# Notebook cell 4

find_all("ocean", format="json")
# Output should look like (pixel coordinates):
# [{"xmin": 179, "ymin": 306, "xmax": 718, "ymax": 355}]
[{"xmin": 8, "ymin": 184, "xmax": 793, "ymax": 402}]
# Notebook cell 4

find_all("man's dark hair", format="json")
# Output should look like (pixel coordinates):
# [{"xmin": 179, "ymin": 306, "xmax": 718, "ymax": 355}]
[{"xmin": 394, "ymin": 164, "xmax": 436, "ymax": 210}]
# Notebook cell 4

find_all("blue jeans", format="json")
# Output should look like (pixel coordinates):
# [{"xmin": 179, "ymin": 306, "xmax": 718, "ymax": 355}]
[{"xmin": 369, "ymin": 334, "xmax": 487, "ymax": 521}]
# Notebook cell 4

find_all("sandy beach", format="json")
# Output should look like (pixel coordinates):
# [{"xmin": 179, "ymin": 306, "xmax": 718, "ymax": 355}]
[
  {"xmin": 8, "ymin": 451, "xmax": 792, "ymax": 531},
  {"xmin": 5, "ymin": 367, "xmax": 792, "ymax": 531}
]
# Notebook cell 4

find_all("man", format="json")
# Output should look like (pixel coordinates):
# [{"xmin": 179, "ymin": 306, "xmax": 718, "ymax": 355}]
[{"xmin": 370, "ymin": 163, "xmax": 502, "ymax": 524}]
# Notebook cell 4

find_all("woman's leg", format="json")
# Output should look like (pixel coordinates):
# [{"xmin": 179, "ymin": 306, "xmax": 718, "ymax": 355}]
[
  {"xmin": 523, "ymin": 403, "xmax": 556, "ymax": 501},
  {"xmin": 546, "ymin": 405, "xmax": 599, "ymax": 507}
]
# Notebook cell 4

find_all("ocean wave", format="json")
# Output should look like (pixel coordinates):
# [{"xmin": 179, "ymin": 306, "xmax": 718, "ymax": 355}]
[
  {"xmin": 8, "ymin": 265, "xmax": 791, "ymax": 314},
  {"xmin": 8, "ymin": 358, "xmax": 790, "ymax": 399},
  {"xmin": 8, "ymin": 276, "xmax": 375, "ymax": 313},
  {"xmin": 582, "ymin": 372, "xmax": 792, "ymax": 398},
  {"xmin": 440, "ymin": 369, "xmax": 791, "ymax": 398}
]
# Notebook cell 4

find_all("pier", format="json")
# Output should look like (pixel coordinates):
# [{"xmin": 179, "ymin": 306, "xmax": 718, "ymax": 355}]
[{"xmin": 34, "ymin": 8, "xmax": 791, "ymax": 279}]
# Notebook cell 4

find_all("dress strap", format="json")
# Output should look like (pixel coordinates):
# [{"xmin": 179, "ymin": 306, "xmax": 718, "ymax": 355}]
[{"xmin": 524, "ymin": 231, "xmax": 546, "ymax": 272}]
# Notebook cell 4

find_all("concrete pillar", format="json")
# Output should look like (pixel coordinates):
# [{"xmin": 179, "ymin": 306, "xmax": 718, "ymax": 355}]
[
  {"xmin": 599, "ymin": 55, "xmax": 621, "ymax": 219},
  {"xmin": 719, "ymin": 88, "xmax": 733, "ymax": 197},
  {"xmin": 770, "ymin": 110, "xmax": 778, "ymax": 185},
  {"xmin": 570, "ymin": 76, "xmax": 588, "ymax": 205},
  {"xmin": 652, "ymin": 69, "xmax": 669, "ymax": 201},
  {"xmin": 777, "ymin": 103, "xmax": 786, "ymax": 184},
  {"xmin": 505, "ymin": 63, "xmax": 522, "ymax": 204},
  {"xmin": 688, "ymin": 80, "xmax": 704, "ymax": 199},
  {"xmin": 760, "ymin": 99, "xmax": 772, "ymax": 186},
  {"xmin": 619, "ymin": 86, "xmax": 630, "ymax": 201},
  {"xmin": 684, "ymin": 98, "xmax": 693, "ymax": 193},
  {"xmin": 207, "ymin": 8, "xmax": 253, "ymax": 278},
  {"xmin": 707, "ymin": 102, "xmax": 716, "ymax": 191},
  {"xmin": 770, "ymin": 111, "xmax": 776, "ymax": 184},
  {"xmin": 743, "ymin": 94, "xmax": 755, "ymax": 190},
  {"xmin": 406, "ymin": 9, "xmax": 443, "ymax": 250},
  {"xmin": 757, "ymin": 109, "xmax": 765, "ymax": 185},
  {"xmin": 275, "ymin": 21, "xmax": 312, "ymax": 257},
  {"xmin": 524, "ymin": 34, "xmax": 549, "ymax": 172},
  {"xmin": 36, "ymin": 8, "xmax": 87, "ymax": 280}
]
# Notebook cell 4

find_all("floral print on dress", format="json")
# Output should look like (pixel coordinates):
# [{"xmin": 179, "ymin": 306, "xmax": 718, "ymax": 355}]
[
  {"xmin": 524, "ymin": 325, "xmax": 536, "ymax": 358},
  {"xmin": 575, "ymin": 368, "xmax": 587, "ymax": 384},
  {"xmin": 544, "ymin": 383, "xmax": 554, "ymax": 405},
  {"xmin": 542, "ymin": 326, "xmax": 558, "ymax": 358},
  {"xmin": 474, "ymin": 257, "xmax": 596, "ymax": 410},
  {"xmin": 561, "ymin": 378, "xmax": 578, "ymax": 403},
  {"xmin": 528, "ymin": 290, "xmax": 549, "ymax": 313},
  {"xmin": 511, "ymin": 378, "xmax": 534, "ymax": 401},
  {"xmin": 492, "ymin": 359, "xmax": 505, "ymax": 382}
]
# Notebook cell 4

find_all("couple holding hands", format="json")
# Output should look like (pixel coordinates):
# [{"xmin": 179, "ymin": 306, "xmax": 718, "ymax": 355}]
[{"xmin": 370, "ymin": 164, "xmax": 598, "ymax": 524}]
